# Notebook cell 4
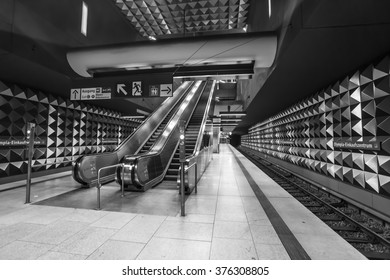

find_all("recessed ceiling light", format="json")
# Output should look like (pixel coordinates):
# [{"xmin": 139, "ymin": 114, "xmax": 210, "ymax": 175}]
[
  {"xmin": 81, "ymin": 2, "xmax": 88, "ymax": 36},
  {"xmin": 148, "ymin": 35, "xmax": 157, "ymax": 41}
]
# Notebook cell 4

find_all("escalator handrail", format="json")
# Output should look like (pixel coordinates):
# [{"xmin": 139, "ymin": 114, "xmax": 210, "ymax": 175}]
[{"xmin": 186, "ymin": 80, "xmax": 216, "ymax": 161}]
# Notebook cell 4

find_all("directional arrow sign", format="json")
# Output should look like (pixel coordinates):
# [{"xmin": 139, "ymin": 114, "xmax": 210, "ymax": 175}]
[
  {"xmin": 70, "ymin": 89, "xmax": 80, "ymax": 100},
  {"xmin": 117, "ymin": 84, "xmax": 128, "ymax": 96},
  {"xmin": 160, "ymin": 84, "xmax": 172, "ymax": 97}
]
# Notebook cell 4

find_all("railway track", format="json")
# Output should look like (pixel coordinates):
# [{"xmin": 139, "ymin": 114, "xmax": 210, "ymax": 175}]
[{"xmin": 238, "ymin": 147, "xmax": 390, "ymax": 260}]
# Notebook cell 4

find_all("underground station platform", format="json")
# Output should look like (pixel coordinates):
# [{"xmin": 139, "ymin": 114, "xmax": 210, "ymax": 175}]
[{"xmin": 0, "ymin": 145, "xmax": 366, "ymax": 260}]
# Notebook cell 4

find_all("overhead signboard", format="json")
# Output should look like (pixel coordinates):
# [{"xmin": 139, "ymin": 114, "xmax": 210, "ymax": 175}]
[
  {"xmin": 70, "ymin": 87, "xmax": 111, "ymax": 100},
  {"xmin": 115, "ymin": 82, "xmax": 173, "ymax": 98},
  {"xmin": 71, "ymin": 72, "xmax": 173, "ymax": 100}
]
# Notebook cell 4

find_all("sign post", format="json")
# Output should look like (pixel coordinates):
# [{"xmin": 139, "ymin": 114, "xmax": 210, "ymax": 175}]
[
  {"xmin": 25, "ymin": 122, "xmax": 36, "ymax": 204},
  {"xmin": 179, "ymin": 120, "xmax": 186, "ymax": 216}
]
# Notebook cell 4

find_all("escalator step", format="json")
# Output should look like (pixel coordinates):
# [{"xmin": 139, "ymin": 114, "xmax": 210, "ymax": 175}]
[
  {"xmin": 167, "ymin": 169, "xmax": 179, "ymax": 175},
  {"xmin": 164, "ymin": 175, "xmax": 177, "ymax": 181}
]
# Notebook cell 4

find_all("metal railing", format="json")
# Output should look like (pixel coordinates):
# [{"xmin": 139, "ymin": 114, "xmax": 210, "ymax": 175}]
[
  {"xmin": 96, "ymin": 163, "xmax": 125, "ymax": 210},
  {"xmin": 25, "ymin": 160, "xmax": 75, "ymax": 204},
  {"xmin": 185, "ymin": 162, "xmax": 198, "ymax": 194},
  {"xmin": 25, "ymin": 159, "xmax": 125, "ymax": 210},
  {"xmin": 178, "ymin": 161, "xmax": 197, "ymax": 216}
]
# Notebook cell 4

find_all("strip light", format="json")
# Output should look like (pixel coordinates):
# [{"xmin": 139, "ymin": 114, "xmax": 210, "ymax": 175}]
[
  {"xmin": 219, "ymin": 111, "xmax": 246, "ymax": 117},
  {"xmin": 81, "ymin": 2, "xmax": 88, "ymax": 36},
  {"xmin": 268, "ymin": 0, "xmax": 272, "ymax": 18}
]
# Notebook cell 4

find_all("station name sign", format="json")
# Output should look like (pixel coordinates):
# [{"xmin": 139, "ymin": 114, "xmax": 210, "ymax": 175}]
[
  {"xmin": 101, "ymin": 138, "xmax": 118, "ymax": 144},
  {"xmin": 0, "ymin": 138, "xmax": 46, "ymax": 147},
  {"xmin": 334, "ymin": 141, "xmax": 381, "ymax": 151},
  {"xmin": 261, "ymin": 140, "xmax": 295, "ymax": 145},
  {"xmin": 278, "ymin": 140, "xmax": 295, "ymax": 145}
]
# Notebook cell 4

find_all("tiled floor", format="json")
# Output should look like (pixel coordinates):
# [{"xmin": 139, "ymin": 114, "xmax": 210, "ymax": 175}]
[
  {"xmin": 0, "ymin": 171, "xmax": 71, "ymax": 192},
  {"xmin": 0, "ymin": 144, "xmax": 366, "ymax": 260}
]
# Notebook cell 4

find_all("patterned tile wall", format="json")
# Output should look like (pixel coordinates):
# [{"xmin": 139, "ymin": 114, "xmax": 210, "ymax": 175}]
[
  {"xmin": 241, "ymin": 55, "xmax": 390, "ymax": 198},
  {"xmin": 0, "ymin": 80, "xmax": 140, "ymax": 178}
]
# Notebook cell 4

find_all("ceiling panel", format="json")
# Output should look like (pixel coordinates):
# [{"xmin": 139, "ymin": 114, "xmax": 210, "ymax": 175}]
[{"xmin": 113, "ymin": 0, "xmax": 250, "ymax": 37}]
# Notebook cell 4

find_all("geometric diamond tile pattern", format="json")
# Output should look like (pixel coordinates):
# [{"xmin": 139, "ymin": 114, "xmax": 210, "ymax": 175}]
[
  {"xmin": 0, "ymin": 79, "xmax": 140, "ymax": 179},
  {"xmin": 113, "ymin": 0, "xmax": 250, "ymax": 38},
  {"xmin": 241, "ymin": 54, "xmax": 390, "ymax": 198}
]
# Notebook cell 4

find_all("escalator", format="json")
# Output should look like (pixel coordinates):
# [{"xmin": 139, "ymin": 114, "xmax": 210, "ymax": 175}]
[
  {"xmin": 164, "ymin": 123, "xmax": 200, "ymax": 181},
  {"xmin": 138, "ymin": 105, "xmax": 178, "ymax": 154},
  {"xmin": 72, "ymin": 81, "xmax": 195, "ymax": 186},
  {"xmin": 117, "ymin": 80, "xmax": 214, "ymax": 191},
  {"xmin": 164, "ymin": 81, "xmax": 214, "ymax": 182}
]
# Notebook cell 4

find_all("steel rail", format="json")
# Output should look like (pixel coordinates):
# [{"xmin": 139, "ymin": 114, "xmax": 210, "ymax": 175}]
[{"xmin": 240, "ymin": 147, "xmax": 390, "ymax": 259}]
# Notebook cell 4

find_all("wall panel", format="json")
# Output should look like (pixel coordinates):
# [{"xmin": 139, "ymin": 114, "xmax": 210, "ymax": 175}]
[{"xmin": 0, "ymin": 79, "xmax": 140, "ymax": 179}]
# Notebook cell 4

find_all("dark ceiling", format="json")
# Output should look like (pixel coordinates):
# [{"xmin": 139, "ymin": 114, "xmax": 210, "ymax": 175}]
[
  {"xmin": 0, "ymin": 0, "xmax": 145, "ymax": 114},
  {"xmin": 234, "ymin": 0, "xmax": 390, "ymax": 134},
  {"xmin": 1, "ymin": 0, "xmax": 390, "ymax": 131}
]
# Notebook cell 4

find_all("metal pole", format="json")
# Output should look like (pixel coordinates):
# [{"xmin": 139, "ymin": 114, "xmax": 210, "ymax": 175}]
[
  {"xmin": 97, "ymin": 184, "xmax": 101, "ymax": 210},
  {"xmin": 121, "ymin": 163, "xmax": 125, "ymax": 198},
  {"xmin": 25, "ymin": 123, "xmax": 35, "ymax": 204},
  {"xmin": 180, "ymin": 163, "xmax": 185, "ymax": 216},
  {"xmin": 179, "ymin": 120, "xmax": 186, "ymax": 216},
  {"xmin": 97, "ymin": 168, "xmax": 101, "ymax": 210},
  {"xmin": 195, "ymin": 163, "xmax": 197, "ymax": 194}
]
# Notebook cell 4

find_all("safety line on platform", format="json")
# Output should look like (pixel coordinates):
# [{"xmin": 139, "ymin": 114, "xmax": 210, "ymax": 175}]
[{"xmin": 230, "ymin": 146, "xmax": 311, "ymax": 260}]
